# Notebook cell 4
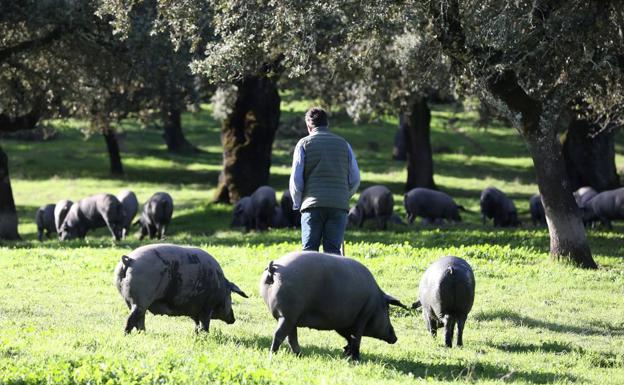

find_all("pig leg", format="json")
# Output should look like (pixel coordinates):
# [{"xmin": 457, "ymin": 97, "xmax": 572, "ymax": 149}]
[
  {"xmin": 337, "ymin": 330, "xmax": 351, "ymax": 356},
  {"xmin": 423, "ymin": 309, "xmax": 437, "ymax": 337},
  {"xmin": 139, "ymin": 226, "xmax": 147, "ymax": 240},
  {"xmin": 456, "ymin": 314, "xmax": 467, "ymax": 347},
  {"xmin": 348, "ymin": 334, "xmax": 363, "ymax": 361},
  {"xmin": 37, "ymin": 227, "xmax": 43, "ymax": 242},
  {"xmin": 197, "ymin": 308, "xmax": 212, "ymax": 332},
  {"xmin": 444, "ymin": 314, "xmax": 456, "ymax": 348},
  {"xmin": 137, "ymin": 313, "xmax": 145, "ymax": 331},
  {"xmin": 287, "ymin": 328, "xmax": 301, "ymax": 355},
  {"xmin": 407, "ymin": 213, "xmax": 415, "ymax": 224},
  {"xmin": 104, "ymin": 219, "xmax": 120, "ymax": 241},
  {"xmin": 270, "ymin": 317, "xmax": 294, "ymax": 357},
  {"xmin": 125, "ymin": 305, "xmax": 146, "ymax": 334}
]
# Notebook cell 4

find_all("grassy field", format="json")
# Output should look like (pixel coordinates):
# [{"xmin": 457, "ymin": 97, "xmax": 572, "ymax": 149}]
[{"xmin": 1, "ymin": 98, "xmax": 623, "ymax": 384}]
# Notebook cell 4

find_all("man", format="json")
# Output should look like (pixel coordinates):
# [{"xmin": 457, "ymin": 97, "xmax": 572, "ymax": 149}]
[{"xmin": 289, "ymin": 107, "xmax": 360, "ymax": 255}]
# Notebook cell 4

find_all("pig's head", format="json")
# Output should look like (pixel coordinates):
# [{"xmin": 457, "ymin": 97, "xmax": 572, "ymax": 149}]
[
  {"xmin": 231, "ymin": 197, "xmax": 251, "ymax": 227},
  {"xmin": 347, "ymin": 205, "xmax": 362, "ymax": 226},
  {"xmin": 58, "ymin": 221, "xmax": 79, "ymax": 241},
  {"xmin": 212, "ymin": 281, "xmax": 249, "ymax": 324},
  {"xmin": 365, "ymin": 293, "xmax": 407, "ymax": 344}
]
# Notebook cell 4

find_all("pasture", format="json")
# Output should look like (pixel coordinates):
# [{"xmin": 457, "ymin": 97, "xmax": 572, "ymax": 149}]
[{"xmin": 1, "ymin": 99, "xmax": 624, "ymax": 384}]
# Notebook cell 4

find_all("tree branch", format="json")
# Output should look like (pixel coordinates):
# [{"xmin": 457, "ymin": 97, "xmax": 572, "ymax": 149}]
[{"xmin": 0, "ymin": 26, "xmax": 67, "ymax": 63}]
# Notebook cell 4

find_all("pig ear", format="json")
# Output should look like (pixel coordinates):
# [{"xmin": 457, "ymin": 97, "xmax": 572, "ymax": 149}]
[
  {"xmin": 229, "ymin": 282, "xmax": 249, "ymax": 298},
  {"xmin": 385, "ymin": 294, "xmax": 408, "ymax": 309}
]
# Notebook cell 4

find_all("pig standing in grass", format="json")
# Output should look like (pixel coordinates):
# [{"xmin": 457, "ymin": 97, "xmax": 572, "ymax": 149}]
[
  {"xmin": 137, "ymin": 192, "xmax": 173, "ymax": 240},
  {"xmin": 348, "ymin": 185, "xmax": 394, "ymax": 230},
  {"xmin": 529, "ymin": 194, "xmax": 546, "ymax": 226},
  {"xmin": 413, "ymin": 256, "xmax": 475, "ymax": 348},
  {"xmin": 250, "ymin": 186, "xmax": 277, "ymax": 231},
  {"xmin": 280, "ymin": 190, "xmax": 301, "ymax": 228},
  {"xmin": 58, "ymin": 194, "xmax": 124, "ymax": 241},
  {"xmin": 480, "ymin": 187, "xmax": 520, "ymax": 227},
  {"xmin": 54, "ymin": 199, "xmax": 72, "ymax": 233},
  {"xmin": 114, "ymin": 244, "xmax": 248, "ymax": 334},
  {"xmin": 581, "ymin": 187, "xmax": 624, "ymax": 229},
  {"xmin": 35, "ymin": 204, "xmax": 56, "ymax": 241},
  {"xmin": 404, "ymin": 188, "xmax": 463, "ymax": 224},
  {"xmin": 259, "ymin": 251, "xmax": 407, "ymax": 360},
  {"xmin": 231, "ymin": 196, "xmax": 254, "ymax": 231},
  {"xmin": 117, "ymin": 190, "xmax": 138, "ymax": 238}
]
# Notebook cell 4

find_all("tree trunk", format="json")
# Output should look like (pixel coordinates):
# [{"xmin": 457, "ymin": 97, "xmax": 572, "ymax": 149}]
[
  {"xmin": 0, "ymin": 146, "xmax": 20, "ymax": 240},
  {"xmin": 103, "ymin": 128, "xmax": 124, "ymax": 175},
  {"xmin": 487, "ymin": 70, "xmax": 596, "ymax": 268},
  {"xmin": 404, "ymin": 97, "xmax": 436, "ymax": 191},
  {"xmin": 563, "ymin": 118, "xmax": 619, "ymax": 191},
  {"xmin": 163, "ymin": 107, "xmax": 194, "ymax": 153},
  {"xmin": 213, "ymin": 75, "xmax": 281, "ymax": 203}
]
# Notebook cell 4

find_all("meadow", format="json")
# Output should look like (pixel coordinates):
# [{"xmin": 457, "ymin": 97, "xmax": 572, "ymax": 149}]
[{"xmin": 1, "ymin": 97, "xmax": 623, "ymax": 384}]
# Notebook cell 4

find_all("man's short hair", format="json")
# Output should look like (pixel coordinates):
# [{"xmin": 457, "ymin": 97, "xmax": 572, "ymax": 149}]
[{"xmin": 305, "ymin": 107, "xmax": 329, "ymax": 129}]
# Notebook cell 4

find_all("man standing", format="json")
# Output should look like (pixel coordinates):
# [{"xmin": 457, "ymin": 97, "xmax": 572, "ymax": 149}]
[{"xmin": 289, "ymin": 107, "xmax": 360, "ymax": 255}]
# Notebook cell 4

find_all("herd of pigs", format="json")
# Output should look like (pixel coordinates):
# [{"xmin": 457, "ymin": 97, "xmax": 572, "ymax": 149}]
[
  {"xmin": 35, "ymin": 190, "xmax": 173, "ymax": 242},
  {"xmin": 115, "ymin": 244, "xmax": 475, "ymax": 360},
  {"xmin": 33, "ymin": 182, "xmax": 622, "ymax": 360},
  {"xmin": 231, "ymin": 184, "xmax": 624, "ymax": 232}
]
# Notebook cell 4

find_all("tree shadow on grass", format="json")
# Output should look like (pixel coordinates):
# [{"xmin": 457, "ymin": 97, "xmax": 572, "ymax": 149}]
[
  {"xmin": 221, "ymin": 332, "xmax": 577, "ymax": 383},
  {"xmin": 491, "ymin": 341, "xmax": 623, "ymax": 369},
  {"xmin": 474, "ymin": 309, "xmax": 624, "ymax": 337}
]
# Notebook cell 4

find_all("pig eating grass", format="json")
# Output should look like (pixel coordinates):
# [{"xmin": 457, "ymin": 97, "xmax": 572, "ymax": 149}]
[
  {"xmin": 413, "ymin": 256, "xmax": 475, "ymax": 348},
  {"xmin": 259, "ymin": 251, "xmax": 407, "ymax": 360},
  {"xmin": 114, "ymin": 244, "xmax": 248, "ymax": 334}
]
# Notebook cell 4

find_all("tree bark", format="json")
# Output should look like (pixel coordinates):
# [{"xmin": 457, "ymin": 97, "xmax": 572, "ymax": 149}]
[
  {"xmin": 213, "ymin": 75, "xmax": 281, "ymax": 203},
  {"xmin": 0, "ymin": 146, "xmax": 20, "ymax": 240},
  {"xmin": 163, "ymin": 107, "xmax": 194, "ymax": 153},
  {"xmin": 102, "ymin": 128, "xmax": 124, "ymax": 175},
  {"xmin": 487, "ymin": 70, "xmax": 596, "ymax": 268},
  {"xmin": 563, "ymin": 118, "xmax": 619, "ymax": 191},
  {"xmin": 404, "ymin": 97, "xmax": 436, "ymax": 191}
]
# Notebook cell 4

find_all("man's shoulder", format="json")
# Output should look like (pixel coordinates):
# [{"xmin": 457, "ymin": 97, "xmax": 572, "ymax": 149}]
[{"xmin": 306, "ymin": 131, "xmax": 349, "ymax": 145}]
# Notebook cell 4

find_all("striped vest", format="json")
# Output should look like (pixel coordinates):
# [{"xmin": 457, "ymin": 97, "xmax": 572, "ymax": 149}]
[{"xmin": 300, "ymin": 129, "xmax": 351, "ymax": 211}]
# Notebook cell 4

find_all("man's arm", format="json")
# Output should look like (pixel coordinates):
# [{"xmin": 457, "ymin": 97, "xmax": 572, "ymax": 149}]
[
  {"xmin": 289, "ymin": 141, "xmax": 305, "ymax": 210},
  {"xmin": 347, "ymin": 143, "xmax": 360, "ymax": 196}
]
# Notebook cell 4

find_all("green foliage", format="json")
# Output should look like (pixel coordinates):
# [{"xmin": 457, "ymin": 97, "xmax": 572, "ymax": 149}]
[{"xmin": 1, "ymin": 102, "xmax": 624, "ymax": 384}]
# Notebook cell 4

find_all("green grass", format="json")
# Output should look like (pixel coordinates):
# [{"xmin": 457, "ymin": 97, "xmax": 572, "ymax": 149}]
[{"xmin": 1, "ymin": 101, "xmax": 624, "ymax": 384}]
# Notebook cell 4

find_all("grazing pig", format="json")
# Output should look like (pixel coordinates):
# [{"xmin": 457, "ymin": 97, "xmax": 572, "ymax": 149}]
[
  {"xmin": 404, "ymin": 188, "xmax": 462, "ymax": 224},
  {"xmin": 35, "ymin": 204, "xmax": 56, "ymax": 241},
  {"xmin": 54, "ymin": 200, "xmax": 72, "ymax": 233},
  {"xmin": 413, "ymin": 256, "xmax": 475, "ymax": 348},
  {"xmin": 259, "ymin": 251, "xmax": 407, "ymax": 360},
  {"xmin": 117, "ymin": 190, "xmax": 138, "ymax": 238},
  {"xmin": 250, "ymin": 186, "xmax": 277, "ymax": 231},
  {"xmin": 574, "ymin": 186, "xmax": 598, "ymax": 208},
  {"xmin": 231, "ymin": 196, "xmax": 254, "ymax": 231},
  {"xmin": 137, "ymin": 192, "xmax": 174, "ymax": 240},
  {"xmin": 529, "ymin": 194, "xmax": 546, "ymax": 226},
  {"xmin": 582, "ymin": 187, "xmax": 624, "ymax": 229},
  {"xmin": 480, "ymin": 187, "xmax": 520, "ymax": 227},
  {"xmin": 271, "ymin": 206, "xmax": 290, "ymax": 229},
  {"xmin": 348, "ymin": 185, "xmax": 394, "ymax": 230},
  {"xmin": 58, "ymin": 194, "xmax": 124, "ymax": 241},
  {"xmin": 114, "ymin": 244, "xmax": 248, "ymax": 334},
  {"xmin": 280, "ymin": 190, "xmax": 301, "ymax": 228}
]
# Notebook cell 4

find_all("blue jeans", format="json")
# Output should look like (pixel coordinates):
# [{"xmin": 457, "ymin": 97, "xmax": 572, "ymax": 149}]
[{"xmin": 301, "ymin": 207, "xmax": 347, "ymax": 255}]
